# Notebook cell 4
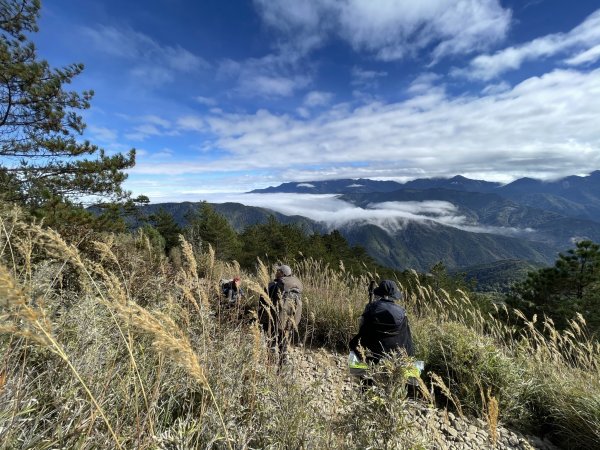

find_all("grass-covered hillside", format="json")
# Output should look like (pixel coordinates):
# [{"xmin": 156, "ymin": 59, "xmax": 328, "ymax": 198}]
[{"xmin": 1, "ymin": 203, "xmax": 599, "ymax": 449}]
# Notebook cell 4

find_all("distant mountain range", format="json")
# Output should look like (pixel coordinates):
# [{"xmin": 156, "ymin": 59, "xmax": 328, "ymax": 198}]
[
  {"xmin": 250, "ymin": 171, "xmax": 600, "ymax": 222},
  {"xmin": 141, "ymin": 171, "xmax": 600, "ymax": 287}
]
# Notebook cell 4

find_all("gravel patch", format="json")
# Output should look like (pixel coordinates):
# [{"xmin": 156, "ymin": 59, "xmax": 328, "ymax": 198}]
[{"xmin": 285, "ymin": 346, "xmax": 560, "ymax": 450}]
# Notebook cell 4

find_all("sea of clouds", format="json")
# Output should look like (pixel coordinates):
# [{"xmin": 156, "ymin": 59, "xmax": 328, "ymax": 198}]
[{"xmin": 201, "ymin": 192, "xmax": 534, "ymax": 237}]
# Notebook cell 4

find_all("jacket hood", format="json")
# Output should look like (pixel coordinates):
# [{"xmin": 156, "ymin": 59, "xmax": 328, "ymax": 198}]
[{"xmin": 373, "ymin": 280, "xmax": 402, "ymax": 300}]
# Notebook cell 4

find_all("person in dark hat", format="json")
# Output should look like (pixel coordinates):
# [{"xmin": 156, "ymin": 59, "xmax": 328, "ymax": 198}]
[{"xmin": 349, "ymin": 279, "xmax": 414, "ymax": 365}]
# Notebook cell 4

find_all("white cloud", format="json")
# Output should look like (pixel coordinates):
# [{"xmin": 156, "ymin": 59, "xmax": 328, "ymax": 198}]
[
  {"xmin": 296, "ymin": 107, "xmax": 310, "ymax": 118},
  {"xmin": 481, "ymin": 81, "xmax": 511, "ymax": 95},
  {"xmin": 407, "ymin": 73, "xmax": 443, "ymax": 94},
  {"xmin": 351, "ymin": 67, "xmax": 388, "ymax": 89},
  {"xmin": 218, "ymin": 52, "xmax": 312, "ymax": 97},
  {"xmin": 88, "ymin": 125, "xmax": 118, "ymax": 142},
  {"xmin": 337, "ymin": 0, "xmax": 511, "ymax": 62},
  {"xmin": 241, "ymin": 75, "xmax": 309, "ymax": 97},
  {"xmin": 253, "ymin": 0, "xmax": 511, "ymax": 62},
  {"xmin": 297, "ymin": 183, "xmax": 316, "ymax": 188},
  {"xmin": 303, "ymin": 91, "xmax": 334, "ymax": 107},
  {"xmin": 252, "ymin": 0, "xmax": 333, "ymax": 50},
  {"xmin": 195, "ymin": 96, "xmax": 217, "ymax": 106},
  {"xmin": 372, "ymin": 200, "xmax": 460, "ymax": 218},
  {"xmin": 150, "ymin": 148, "xmax": 174, "ymax": 159},
  {"xmin": 123, "ymin": 115, "xmax": 176, "ymax": 141},
  {"xmin": 128, "ymin": 67, "xmax": 600, "ymax": 191},
  {"xmin": 129, "ymin": 66, "xmax": 174, "ymax": 86},
  {"xmin": 460, "ymin": 9, "xmax": 600, "ymax": 80},
  {"xmin": 566, "ymin": 44, "xmax": 600, "ymax": 66},
  {"xmin": 196, "ymin": 193, "xmax": 535, "ymax": 237},
  {"xmin": 81, "ymin": 25, "xmax": 209, "ymax": 85},
  {"xmin": 177, "ymin": 115, "xmax": 205, "ymax": 132},
  {"xmin": 141, "ymin": 115, "xmax": 171, "ymax": 128}
]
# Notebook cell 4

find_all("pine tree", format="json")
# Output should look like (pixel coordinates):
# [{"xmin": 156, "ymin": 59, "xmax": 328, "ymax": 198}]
[
  {"xmin": 0, "ymin": 0, "xmax": 135, "ymax": 207},
  {"xmin": 507, "ymin": 240, "xmax": 600, "ymax": 332},
  {"xmin": 184, "ymin": 202, "xmax": 241, "ymax": 262},
  {"xmin": 239, "ymin": 216, "xmax": 306, "ymax": 268},
  {"xmin": 149, "ymin": 208, "xmax": 182, "ymax": 254}
]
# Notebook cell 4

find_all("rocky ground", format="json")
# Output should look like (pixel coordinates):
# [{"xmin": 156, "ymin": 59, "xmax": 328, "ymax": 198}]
[{"xmin": 285, "ymin": 347, "xmax": 560, "ymax": 450}]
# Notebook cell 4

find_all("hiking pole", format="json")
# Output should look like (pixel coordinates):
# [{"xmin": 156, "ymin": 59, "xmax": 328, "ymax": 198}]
[{"xmin": 368, "ymin": 280, "xmax": 376, "ymax": 304}]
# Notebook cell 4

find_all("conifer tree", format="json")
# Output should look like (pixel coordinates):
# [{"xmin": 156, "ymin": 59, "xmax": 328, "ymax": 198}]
[
  {"xmin": 149, "ymin": 208, "xmax": 182, "ymax": 253},
  {"xmin": 507, "ymin": 240, "xmax": 600, "ymax": 332},
  {"xmin": 239, "ymin": 216, "xmax": 306, "ymax": 268},
  {"xmin": 184, "ymin": 202, "xmax": 241, "ymax": 262},
  {"xmin": 0, "ymin": 0, "xmax": 135, "ymax": 207}
]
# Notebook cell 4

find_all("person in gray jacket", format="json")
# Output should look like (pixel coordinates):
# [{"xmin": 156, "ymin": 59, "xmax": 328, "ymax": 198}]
[{"xmin": 259, "ymin": 264, "xmax": 303, "ymax": 366}]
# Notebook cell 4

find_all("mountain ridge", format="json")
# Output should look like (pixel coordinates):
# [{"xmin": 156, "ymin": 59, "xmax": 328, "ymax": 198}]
[
  {"xmin": 249, "ymin": 171, "xmax": 600, "ymax": 222},
  {"xmin": 135, "ymin": 171, "xmax": 600, "ymax": 285}
]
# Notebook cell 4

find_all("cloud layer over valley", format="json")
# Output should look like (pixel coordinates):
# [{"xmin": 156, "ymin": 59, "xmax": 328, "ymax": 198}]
[{"xmin": 207, "ymin": 193, "xmax": 535, "ymax": 238}]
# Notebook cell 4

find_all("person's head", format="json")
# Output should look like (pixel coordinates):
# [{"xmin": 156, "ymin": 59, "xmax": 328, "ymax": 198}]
[
  {"xmin": 275, "ymin": 264, "xmax": 292, "ymax": 278},
  {"xmin": 373, "ymin": 279, "xmax": 402, "ymax": 300},
  {"xmin": 232, "ymin": 276, "xmax": 241, "ymax": 286}
]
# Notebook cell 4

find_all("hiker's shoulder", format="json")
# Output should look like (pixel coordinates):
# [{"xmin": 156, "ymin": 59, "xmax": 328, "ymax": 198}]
[{"xmin": 364, "ymin": 298, "xmax": 399, "ymax": 314}]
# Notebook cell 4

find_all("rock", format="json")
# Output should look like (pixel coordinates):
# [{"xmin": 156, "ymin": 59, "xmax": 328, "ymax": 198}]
[
  {"xmin": 443, "ymin": 425, "xmax": 459, "ymax": 439},
  {"xmin": 287, "ymin": 347, "xmax": 558, "ymax": 450}
]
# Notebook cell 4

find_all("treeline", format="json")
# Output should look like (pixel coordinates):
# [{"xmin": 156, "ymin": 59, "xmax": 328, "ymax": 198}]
[
  {"xmin": 142, "ymin": 202, "xmax": 386, "ymax": 276},
  {"xmin": 505, "ymin": 240, "xmax": 600, "ymax": 335}
]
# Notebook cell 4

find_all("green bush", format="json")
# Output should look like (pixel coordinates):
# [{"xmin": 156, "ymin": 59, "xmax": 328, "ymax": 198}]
[{"xmin": 415, "ymin": 321, "xmax": 527, "ymax": 423}]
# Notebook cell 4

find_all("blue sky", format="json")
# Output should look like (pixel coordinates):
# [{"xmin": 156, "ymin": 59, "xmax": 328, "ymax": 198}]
[{"xmin": 36, "ymin": 0, "xmax": 600, "ymax": 202}]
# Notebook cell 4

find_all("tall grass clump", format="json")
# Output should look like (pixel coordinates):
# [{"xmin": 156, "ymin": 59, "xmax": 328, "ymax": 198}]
[
  {"xmin": 405, "ymin": 270, "xmax": 600, "ymax": 448},
  {"xmin": 340, "ymin": 353, "xmax": 429, "ymax": 450},
  {"xmin": 508, "ymin": 313, "xmax": 600, "ymax": 448},
  {"xmin": 293, "ymin": 258, "xmax": 374, "ymax": 350},
  {"xmin": 0, "ymin": 205, "xmax": 338, "ymax": 449}
]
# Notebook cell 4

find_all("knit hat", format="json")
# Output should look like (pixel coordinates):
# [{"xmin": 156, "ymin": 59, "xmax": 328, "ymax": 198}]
[{"xmin": 276, "ymin": 264, "xmax": 292, "ymax": 276}]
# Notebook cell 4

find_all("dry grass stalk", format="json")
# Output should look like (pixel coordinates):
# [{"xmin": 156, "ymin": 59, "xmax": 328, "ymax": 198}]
[
  {"xmin": 430, "ymin": 372, "xmax": 464, "ymax": 418},
  {"xmin": 107, "ymin": 299, "xmax": 207, "ymax": 387},
  {"xmin": 0, "ymin": 263, "xmax": 52, "ymax": 347},
  {"xmin": 255, "ymin": 258, "xmax": 271, "ymax": 289},
  {"xmin": 0, "ymin": 264, "xmax": 123, "ymax": 449},
  {"xmin": 484, "ymin": 387, "xmax": 499, "ymax": 446}
]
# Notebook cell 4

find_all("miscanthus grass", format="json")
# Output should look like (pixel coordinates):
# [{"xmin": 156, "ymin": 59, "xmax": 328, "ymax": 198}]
[
  {"xmin": 0, "ymin": 206, "xmax": 339, "ymax": 449},
  {"xmin": 0, "ymin": 201, "xmax": 599, "ymax": 449}
]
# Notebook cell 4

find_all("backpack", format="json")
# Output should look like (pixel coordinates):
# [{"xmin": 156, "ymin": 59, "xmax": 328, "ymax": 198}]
[{"xmin": 277, "ymin": 287, "xmax": 302, "ymax": 332}]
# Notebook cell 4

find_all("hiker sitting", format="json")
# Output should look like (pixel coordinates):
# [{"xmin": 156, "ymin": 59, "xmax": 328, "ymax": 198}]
[
  {"xmin": 221, "ymin": 276, "xmax": 243, "ymax": 306},
  {"xmin": 349, "ymin": 279, "xmax": 414, "ymax": 365},
  {"xmin": 258, "ymin": 264, "xmax": 303, "ymax": 366}
]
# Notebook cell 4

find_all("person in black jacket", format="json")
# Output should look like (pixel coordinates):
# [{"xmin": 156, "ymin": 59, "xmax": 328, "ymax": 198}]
[{"xmin": 349, "ymin": 279, "xmax": 414, "ymax": 364}]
